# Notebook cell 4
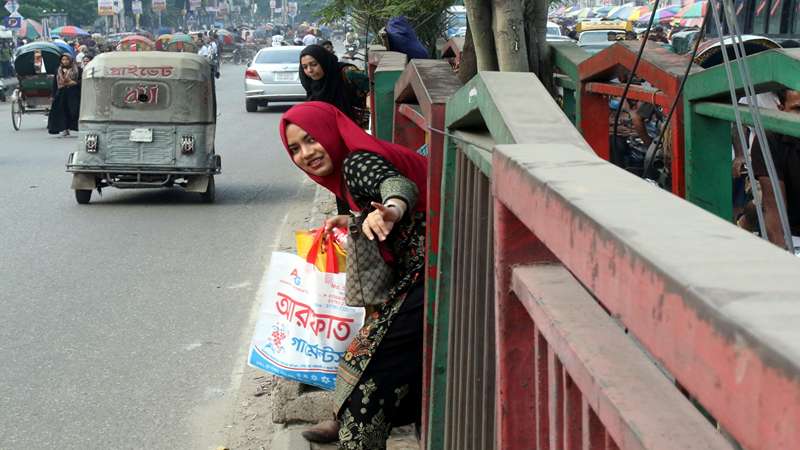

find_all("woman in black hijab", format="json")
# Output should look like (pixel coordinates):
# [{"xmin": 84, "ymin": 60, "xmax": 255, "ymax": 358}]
[
  {"xmin": 48, "ymin": 53, "xmax": 82, "ymax": 137},
  {"xmin": 299, "ymin": 44, "xmax": 368, "ymax": 128}
]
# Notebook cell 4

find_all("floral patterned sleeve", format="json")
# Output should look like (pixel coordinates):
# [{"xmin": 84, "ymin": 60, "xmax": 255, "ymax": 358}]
[{"xmin": 342, "ymin": 151, "xmax": 419, "ymax": 211}]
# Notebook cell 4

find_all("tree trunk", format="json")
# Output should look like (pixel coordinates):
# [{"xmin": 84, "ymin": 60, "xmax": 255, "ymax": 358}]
[
  {"xmin": 492, "ymin": 0, "xmax": 529, "ymax": 72},
  {"xmin": 464, "ymin": 0, "xmax": 498, "ymax": 71},
  {"xmin": 524, "ymin": 0, "xmax": 554, "ymax": 93},
  {"xmin": 458, "ymin": 23, "xmax": 479, "ymax": 84}
]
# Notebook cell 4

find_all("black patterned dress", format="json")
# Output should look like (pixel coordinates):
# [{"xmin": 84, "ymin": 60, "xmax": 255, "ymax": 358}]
[{"xmin": 335, "ymin": 151, "xmax": 426, "ymax": 450}]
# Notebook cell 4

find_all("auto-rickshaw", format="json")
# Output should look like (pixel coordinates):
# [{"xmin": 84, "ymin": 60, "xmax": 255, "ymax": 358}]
[
  {"xmin": 66, "ymin": 52, "xmax": 221, "ymax": 204},
  {"xmin": 10, "ymin": 42, "xmax": 63, "ymax": 130}
]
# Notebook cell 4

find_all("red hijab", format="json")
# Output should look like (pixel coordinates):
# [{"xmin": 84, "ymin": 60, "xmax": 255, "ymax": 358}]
[{"xmin": 280, "ymin": 101, "xmax": 428, "ymax": 213}]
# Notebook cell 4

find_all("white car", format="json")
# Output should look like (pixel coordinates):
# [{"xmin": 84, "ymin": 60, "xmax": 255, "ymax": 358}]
[{"xmin": 244, "ymin": 46, "xmax": 306, "ymax": 112}]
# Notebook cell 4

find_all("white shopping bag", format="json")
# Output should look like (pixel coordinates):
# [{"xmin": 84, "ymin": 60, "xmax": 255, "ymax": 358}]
[{"xmin": 248, "ymin": 251, "xmax": 364, "ymax": 390}]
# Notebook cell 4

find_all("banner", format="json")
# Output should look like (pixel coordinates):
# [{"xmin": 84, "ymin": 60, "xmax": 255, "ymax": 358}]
[
  {"xmin": 189, "ymin": 0, "xmax": 201, "ymax": 11},
  {"xmin": 132, "ymin": 0, "xmax": 143, "ymax": 15},
  {"xmin": 287, "ymin": 1, "xmax": 298, "ymax": 17},
  {"xmin": 247, "ymin": 252, "xmax": 363, "ymax": 390},
  {"xmin": 98, "ymin": 0, "xmax": 115, "ymax": 16},
  {"xmin": 152, "ymin": 0, "xmax": 166, "ymax": 12}
]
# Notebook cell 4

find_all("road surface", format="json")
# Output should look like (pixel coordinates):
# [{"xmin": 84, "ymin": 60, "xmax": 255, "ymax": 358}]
[{"xmin": 0, "ymin": 64, "xmax": 314, "ymax": 449}]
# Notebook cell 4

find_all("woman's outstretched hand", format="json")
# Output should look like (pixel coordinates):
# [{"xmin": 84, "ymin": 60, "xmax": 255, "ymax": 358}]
[
  {"xmin": 324, "ymin": 215, "xmax": 350, "ymax": 232},
  {"xmin": 363, "ymin": 201, "xmax": 403, "ymax": 241}
]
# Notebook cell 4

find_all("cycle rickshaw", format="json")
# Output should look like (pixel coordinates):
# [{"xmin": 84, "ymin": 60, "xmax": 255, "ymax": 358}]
[{"xmin": 11, "ymin": 42, "xmax": 63, "ymax": 130}]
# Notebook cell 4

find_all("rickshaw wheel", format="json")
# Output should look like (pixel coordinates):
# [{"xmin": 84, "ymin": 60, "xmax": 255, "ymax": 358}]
[
  {"xmin": 200, "ymin": 176, "xmax": 215, "ymax": 203},
  {"xmin": 75, "ymin": 189, "xmax": 92, "ymax": 204},
  {"xmin": 11, "ymin": 97, "xmax": 23, "ymax": 131}
]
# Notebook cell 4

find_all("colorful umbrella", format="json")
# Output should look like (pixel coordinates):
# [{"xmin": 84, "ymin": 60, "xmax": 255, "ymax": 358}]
[
  {"xmin": 606, "ymin": 3, "xmax": 636, "ymax": 18},
  {"xmin": 52, "ymin": 39, "xmax": 75, "ymax": 56},
  {"xmin": 17, "ymin": 19, "xmax": 43, "ymax": 40},
  {"xmin": 51, "ymin": 26, "xmax": 90, "ymax": 38},
  {"xmin": 610, "ymin": 5, "xmax": 651, "ymax": 21},
  {"xmin": 567, "ymin": 7, "xmax": 596, "ymax": 19},
  {"xmin": 638, "ymin": 5, "xmax": 681, "ymax": 24},
  {"xmin": 593, "ymin": 5, "xmax": 614, "ymax": 16},
  {"xmin": 675, "ymin": 1, "xmax": 708, "ymax": 23}
]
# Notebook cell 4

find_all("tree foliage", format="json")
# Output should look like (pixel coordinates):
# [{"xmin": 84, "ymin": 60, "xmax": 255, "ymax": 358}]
[
  {"xmin": 317, "ymin": 0, "xmax": 456, "ymax": 55},
  {"xmin": 9, "ymin": 0, "xmax": 100, "ymax": 27}
]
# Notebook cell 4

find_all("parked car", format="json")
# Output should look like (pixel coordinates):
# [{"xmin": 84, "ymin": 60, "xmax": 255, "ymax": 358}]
[
  {"xmin": 576, "ymin": 20, "xmax": 631, "ymax": 54},
  {"xmin": 244, "ymin": 46, "xmax": 306, "ymax": 112},
  {"xmin": 578, "ymin": 30, "xmax": 628, "ymax": 54}
]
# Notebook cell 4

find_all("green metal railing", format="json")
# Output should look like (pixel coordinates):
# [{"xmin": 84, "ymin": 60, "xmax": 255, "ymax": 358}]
[
  {"xmin": 428, "ymin": 71, "xmax": 583, "ymax": 450},
  {"xmin": 550, "ymin": 41, "xmax": 590, "ymax": 126},
  {"xmin": 683, "ymin": 48, "xmax": 800, "ymax": 220}
]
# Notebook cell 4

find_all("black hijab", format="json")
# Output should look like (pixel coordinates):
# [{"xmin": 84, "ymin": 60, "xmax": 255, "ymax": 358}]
[{"xmin": 298, "ymin": 44, "xmax": 357, "ymax": 121}]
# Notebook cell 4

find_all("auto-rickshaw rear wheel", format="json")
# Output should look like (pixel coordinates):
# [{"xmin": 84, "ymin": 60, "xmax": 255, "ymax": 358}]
[
  {"xmin": 75, "ymin": 189, "xmax": 92, "ymax": 204},
  {"xmin": 11, "ymin": 95, "xmax": 23, "ymax": 131},
  {"xmin": 200, "ymin": 176, "xmax": 215, "ymax": 203}
]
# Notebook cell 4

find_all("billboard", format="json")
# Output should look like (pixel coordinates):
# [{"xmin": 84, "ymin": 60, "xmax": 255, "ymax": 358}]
[{"xmin": 98, "ymin": 0, "xmax": 115, "ymax": 16}]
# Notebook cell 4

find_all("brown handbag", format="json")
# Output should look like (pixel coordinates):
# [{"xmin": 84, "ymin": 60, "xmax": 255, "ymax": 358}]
[{"xmin": 345, "ymin": 214, "xmax": 394, "ymax": 307}]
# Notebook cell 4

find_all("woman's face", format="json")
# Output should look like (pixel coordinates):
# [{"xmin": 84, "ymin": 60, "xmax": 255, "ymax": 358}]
[
  {"xmin": 300, "ymin": 55, "xmax": 324, "ymax": 81},
  {"xmin": 285, "ymin": 123, "xmax": 334, "ymax": 177},
  {"xmin": 60, "ymin": 55, "xmax": 72, "ymax": 67}
]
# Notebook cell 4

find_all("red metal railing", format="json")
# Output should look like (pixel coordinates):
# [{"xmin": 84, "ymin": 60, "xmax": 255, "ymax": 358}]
[{"xmin": 424, "ymin": 71, "xmax": 800, "ymax": 450}]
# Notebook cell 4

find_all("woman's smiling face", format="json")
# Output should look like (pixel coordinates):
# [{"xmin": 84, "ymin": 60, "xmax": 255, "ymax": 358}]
[{"xmin": 285, "ymin": 123, "xmax": 334, "ymax": 176}]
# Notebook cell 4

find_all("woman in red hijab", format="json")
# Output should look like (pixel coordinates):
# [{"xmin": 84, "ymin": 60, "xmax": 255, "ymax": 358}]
[{"xmin": 280, "ymin": 102, "xmax": 427, "ymax": 449}]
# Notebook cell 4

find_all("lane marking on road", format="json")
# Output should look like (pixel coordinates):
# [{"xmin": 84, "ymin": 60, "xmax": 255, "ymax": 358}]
[{"xmin": 227, "ymin": 209, "xmax": 290, "ymax": 391}]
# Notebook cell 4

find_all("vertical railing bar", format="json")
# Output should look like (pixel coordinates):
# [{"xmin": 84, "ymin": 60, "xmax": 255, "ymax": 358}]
[
  {"xmin": 535, "ymin": 326, "xmax": 550, "ymax": 450},
  {"xmin": 563, "ymin": 368, "xmax": 583, "ymax": 450},
  {"xmin": 455, "ymin": 151, "xmax": 475, "ymax": 450},
  {"xmin": 468, "ymin": 162, "xmax": 485, "ymax": 448},
  {"xmin": 483, "ymin": 187, "xmax": 496, "ymax": 450},
  {"xmin": 582, "ymin": 397, "xmax": 605, "ymax": 450},
  {"xmin": 548, "ymin": 347, "xmax": 564, "ymax": 449},
  {"xmin": 443, "ymin": 147, "xmax": 465, "ymax": 450},
  {"xmin": 453, "ymin": 149, "xmax": 471, "ymax": 450},
  {"xmin": 464, "ymin": 160, "xmax": 476, "ymax": 448}
]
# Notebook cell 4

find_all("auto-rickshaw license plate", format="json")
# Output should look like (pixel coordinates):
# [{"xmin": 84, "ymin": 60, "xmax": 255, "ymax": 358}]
[{"xmin": 130, "ymin": 128, "xmax": 153, "ymax": 143}]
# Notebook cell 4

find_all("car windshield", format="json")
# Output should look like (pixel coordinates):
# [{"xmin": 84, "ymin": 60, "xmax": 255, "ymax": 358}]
[
  {"xmin": 547, "ymin": 26, "xmax": 561, "ymax": 36},
  {"xmin": 255, "ymin": 49, "xmax": 301, "ymax": 64}
]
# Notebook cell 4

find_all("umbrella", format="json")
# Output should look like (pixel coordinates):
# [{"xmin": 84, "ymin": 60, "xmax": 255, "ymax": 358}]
[
  {"xmin": 51, "ymin": 26, "xmax": 90, "ymax": 38},
  {"xmin": 157, "ymin": 34, "xmax": 173, "ymax": 43},
  {"xmin": 674, "ymin": 1, "xmax": 708, "ymax": 23},
  {"xmin": 18, "ymin": 19, "xmax": 43, "ymax": 40},
  {"xmin": 52, "ymin": 40, "xmax": 75, "ymax": 56},
  {"xmin": 594, "ymin": 5, "xmax": 614, "ymax": 16},
  {"xmin": 638, "ymin": 5, "xmax": 681, "ymax": 24},
  {"xmin": 610, "ymin": 5, "xmax": 650, "ymax": 21},
  {"xmin": 567, "ymin": 7, "xmax": 596, "ymax": 19},
  {"xmin": 606, "ymin": 3, "xmax": 635, "ymax": 18}
]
